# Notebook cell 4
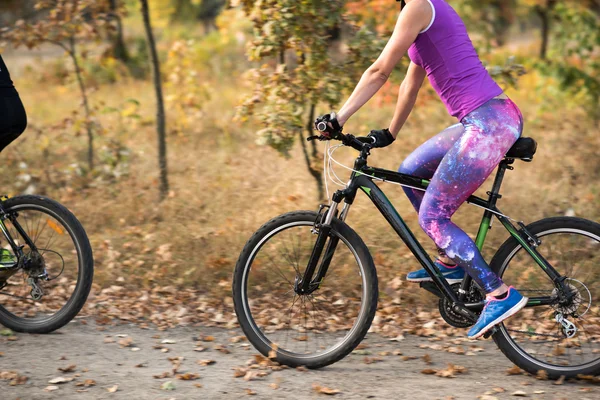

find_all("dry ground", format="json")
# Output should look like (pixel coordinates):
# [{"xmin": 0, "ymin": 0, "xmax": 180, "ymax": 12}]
[{"xmin": 1, "ymin": 320, "xmax": 598, "ymax": 400}]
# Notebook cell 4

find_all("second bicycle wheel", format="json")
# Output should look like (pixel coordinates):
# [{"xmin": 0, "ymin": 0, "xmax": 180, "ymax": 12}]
[
  {"xmin": 233, "ymin": 211, "xmax": 377, "ymax": 369},
  {"xmin": 491, "ymin": 217, "xmax": 600, "ymax": 378},
  {"xmin": 0, "ymin": 195, "xmax": 93, "ymax": 333}
]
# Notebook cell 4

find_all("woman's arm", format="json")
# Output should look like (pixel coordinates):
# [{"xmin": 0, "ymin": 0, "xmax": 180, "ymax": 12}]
[
  {"xmin": 336, "ymin": 0, "xmax": 432, "ymax": 126},
  {"xmin": 389, "ymin": 61, "xmax": 426, "ymax": 137}
]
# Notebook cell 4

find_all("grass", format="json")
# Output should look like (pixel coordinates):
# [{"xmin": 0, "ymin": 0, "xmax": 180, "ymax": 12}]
[{"xmin": 1, "ymin": 31, "xmax": 599, "ymax": 309}]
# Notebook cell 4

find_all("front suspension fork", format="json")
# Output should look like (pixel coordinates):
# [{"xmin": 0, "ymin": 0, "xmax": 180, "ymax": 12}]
[{"xmin": 297, "ymin": 201, "xmax": 351, "ymax": 294}]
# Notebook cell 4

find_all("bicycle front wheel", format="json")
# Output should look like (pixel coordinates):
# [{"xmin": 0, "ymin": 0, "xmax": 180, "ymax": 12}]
[
  {"xmin": 491, "ymin": 217, "xmax": 600, "ymax": 378},
  {"xmin": 233, "ymin": 211, "xmax": 377, "ymax": 369}
]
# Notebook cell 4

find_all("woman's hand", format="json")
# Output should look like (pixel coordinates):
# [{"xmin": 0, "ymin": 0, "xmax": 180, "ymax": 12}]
[
  {"xmin": 367, "ymin": 128, "xmax": 395, "ymax": 148},
  {"xmin": 314, "ymin": 112, "xmax": 343, "ymax": 138}
]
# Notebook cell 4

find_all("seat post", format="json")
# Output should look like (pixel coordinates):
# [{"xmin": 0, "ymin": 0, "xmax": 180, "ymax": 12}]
[{"xmin": 487, "ymin": 158, "xmax": 514, "ymax": 207}]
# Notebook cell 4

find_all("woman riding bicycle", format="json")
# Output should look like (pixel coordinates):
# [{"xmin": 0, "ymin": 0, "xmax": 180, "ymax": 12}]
[
  {"xmin": 316, "ymin": 0, "xmax": 526, "ymax": 339},
  {"xmin": 0, "ymin": 54, "xmax": 27, "ymax": 270}
]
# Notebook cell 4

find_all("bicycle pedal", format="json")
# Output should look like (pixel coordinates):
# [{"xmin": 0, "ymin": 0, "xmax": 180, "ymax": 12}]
[{"xmin": 483, "ymin": 326, "xmax": 498, "ymax": 339}]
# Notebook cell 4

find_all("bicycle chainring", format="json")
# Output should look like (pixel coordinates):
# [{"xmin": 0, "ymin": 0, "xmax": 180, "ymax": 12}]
[{"xmin": 438, "ymin": 283, "xmax": 484, "ymax": 328}]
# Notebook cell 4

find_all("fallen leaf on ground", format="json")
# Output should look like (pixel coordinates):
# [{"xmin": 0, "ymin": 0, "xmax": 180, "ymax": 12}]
[
  {"xmin": 421, "ymin": 369, "xmax": 437, "ymax": 375},
  {"xmin": 45, "ymin": 385, "xmax": 59, "ymax": 392},
  {"xmin": 153, "ymin": 372, "xmax": 172, "ymax": 379},
  {"xmin": 200, "ymin": 335, "xmax": 215, "ymax": 342},
  {"xmin": 269, "ymin": 383, "xmax": 279, "ymax": 389},
  {"xmin": 245, "ymin": 388, "xmax": 257, "ymax": 395},
  {"xmin": 75, "ymin": 379, "xmax": 96, "ymax": 387},
  {"xmin": 214, "ymin": 344, "xmax": 230, "ymax": 354},
  {"xmin": 118, "ymin": 337, "xmax": 133, "ymax": 348},
  {"xmin": 161, "ymin": 339, "xmax": 177, "ymax": 344},
  {"xmin": 107, "ymin": 384, "xmax": 118, "ymax": 393},
  {"xmin": 58, "ymin": 364, "xmax": 76, "ymax": 373},
  {"xmin": 313, "ymin": 383, "xmax": 341, "ymax": 395},
  {"xmin": 48, "ymin": 377, "xmax": 73, "ymax": 384},
  {"xmin": 230, "ymin": 336, "xmax": 246, "ymax": 343},
  {"xmin": 176, "ymin": 373, "xmax": 200, "ymax": 381},
  {"xmin": 554, "ymin": 375, "xmax": 566, "ymax": 385},
  {"xmin": 197, "ymin": 359, "xmax": 216, "ymax": 366},
  {"xmin": 160, "ymin": 381, "xmax": 176, "ymax": 391},
  {"xmin": 422, "ymin": 354, "xmax": 432, "ymax": 365},
  {"xmin": 511, "ymin": 390, "xmax": 527, "ymax": 397},
  {"xmin": 233, "ymin": 368, "xmax": 247, "ymax": 378},
  {"xmin": 506, "ymin": 365, "xmax": 525, "ymax": 375},
  {"xmin": 535, "ymin": 370, "xmax": 548, "ymax": 380}
]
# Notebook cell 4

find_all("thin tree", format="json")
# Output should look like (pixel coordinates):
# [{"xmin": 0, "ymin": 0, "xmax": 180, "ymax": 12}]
[
  {"xmin": 139, "ymin": 0, "xmax": 169, "ymax": 201},
  {"xmin": 108, "ymin": 0, "xmax": 129, "ymax": 62}
]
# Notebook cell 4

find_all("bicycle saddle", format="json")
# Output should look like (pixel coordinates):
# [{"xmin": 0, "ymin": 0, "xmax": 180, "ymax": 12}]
[{"xmin": 506, "ymin": 137, "xmax": 537, "ymax": 162}]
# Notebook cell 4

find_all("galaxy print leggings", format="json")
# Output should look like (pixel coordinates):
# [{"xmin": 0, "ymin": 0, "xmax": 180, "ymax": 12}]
[{"xmin": 399, "ymin": 97, "xmax": 523, "ymax": 293}]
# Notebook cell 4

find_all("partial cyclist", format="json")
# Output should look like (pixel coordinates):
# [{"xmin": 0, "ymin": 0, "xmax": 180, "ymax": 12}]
[
  {"xmin": 315, "ymin": 0, "xmax": 526, "ymax": 339},
  {"xmin": 0, "ymin": 54, "xmax": 27, "ymax": 271}
]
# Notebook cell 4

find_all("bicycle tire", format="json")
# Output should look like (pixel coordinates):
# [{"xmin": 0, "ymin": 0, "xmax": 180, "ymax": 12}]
[
  {"xmin": 490, "ymin": 217, "xmax": 600, "ymax": 378},
  {"xmin": 232, "ymin": 210, "xmax": 378, "ymax": 369},
  {"xmin": 0, "ymin": 195, "xmax": 93, "ymax": 333}
]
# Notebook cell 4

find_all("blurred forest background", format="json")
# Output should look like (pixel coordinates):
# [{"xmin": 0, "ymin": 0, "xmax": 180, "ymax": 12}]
[{"xmin": 0, "ymin": 0, "xmax": 599, "ymax": 321}]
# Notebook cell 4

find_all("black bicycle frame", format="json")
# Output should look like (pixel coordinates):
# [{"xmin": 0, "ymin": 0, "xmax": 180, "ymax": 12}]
[{"xmin": 300, "ymin": 153, "xmax": 567, "ymax": 322}]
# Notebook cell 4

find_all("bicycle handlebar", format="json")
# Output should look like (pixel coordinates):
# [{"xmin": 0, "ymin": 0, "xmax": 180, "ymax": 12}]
[{"xmin": 308, "ymin": 130, "xmax": 373, "ymax": 153}]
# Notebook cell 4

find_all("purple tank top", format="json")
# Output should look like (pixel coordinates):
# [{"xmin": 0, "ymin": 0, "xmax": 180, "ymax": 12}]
[{"xmin": 407, "ymin": 0, "xmax": 502, "ymax": 121}]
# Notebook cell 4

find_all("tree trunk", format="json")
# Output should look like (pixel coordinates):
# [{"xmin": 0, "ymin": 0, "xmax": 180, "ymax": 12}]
[
  {"xmin": 68, "ymin": 37, "xmax": 94, "ymax": 171},
  {"xmin": 536, "ymin": 0, "xmax": 557, "ymax": 60},
  {"xmin": 140, "ymin": 0, "xmax": 169, "ymax": 201},
  {"xmin": 109, "ymin": 0, "xmax": 129, "ymax": 62},
  {"xmin": 299, "ymin": 104, "xmax": 324, "ymax": 201}
]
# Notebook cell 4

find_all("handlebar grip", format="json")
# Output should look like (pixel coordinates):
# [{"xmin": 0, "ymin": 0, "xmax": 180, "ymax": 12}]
[{"xmin": 316, "ymin": 121, "xmax": 328, "ymax": 132}]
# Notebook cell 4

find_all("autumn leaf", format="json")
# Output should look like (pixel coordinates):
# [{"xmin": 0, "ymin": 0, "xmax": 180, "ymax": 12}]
[
  {"xmin": 506, "ymin": 365, "xmax": 525, "ymax": 375},
  {"xmin": 245, "ymin": 388, "xmax": 257, "ymax": 395},
  {"xmin": 107, "ymin": 385, "xmax": 119, "ymax": 393},
  {"xmin": 48, "ymin": 377, "xmax": 73, "ymax": 384},
  {"xmin": 233, "ymin": 367, "xmax": 247, "ymax": 378},
  {"xmin": 176, "ymin": 373, "xmax": 200, "ymax": 381},
  {"xmin": 160, "ymin": 381, "xmax": 176, "ymax": 391},
  {"xmin": 197, "ymin": 359, "xmax": 216, "ymax": 366},
  {"xmin": 58, "ymin": 364, "xmax": 77, "ymax": 373}
]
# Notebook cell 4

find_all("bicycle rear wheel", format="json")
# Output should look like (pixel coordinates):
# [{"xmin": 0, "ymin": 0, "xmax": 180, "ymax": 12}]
[
  {"xmin": 491, "ymin": 217, "xmax": 600, "ymax": 378},
  {"xmin": 0, "ymin": 195, "xmax": 93, "ymax": 333},
  {"xmin": 232, "ymin": 211, "xmax": 377, "ymax": 369}
]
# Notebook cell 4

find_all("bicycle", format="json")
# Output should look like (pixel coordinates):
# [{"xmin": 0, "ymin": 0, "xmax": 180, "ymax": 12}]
[
  {"xmin": 0, "ymin": 195, "xmax": 93, "ymax": 333},
  {"xmin": 232, "ymin": 130, "xmax": 600, "ymax": 379}
]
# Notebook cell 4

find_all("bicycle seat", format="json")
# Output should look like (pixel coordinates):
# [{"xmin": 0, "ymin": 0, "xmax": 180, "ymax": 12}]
[{"xmin": 505, "ymin": 137, "xmax": 537, "ymax": 162}]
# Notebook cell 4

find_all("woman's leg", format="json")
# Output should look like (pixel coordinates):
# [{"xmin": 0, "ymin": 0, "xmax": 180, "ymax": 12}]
[
  {"xmin": 398, "ymin": 123, "xmax": 464, "ymax": 212},
  {"xmin": 418, "ymin": 98, "xmax": 523, "ymax": 294}
]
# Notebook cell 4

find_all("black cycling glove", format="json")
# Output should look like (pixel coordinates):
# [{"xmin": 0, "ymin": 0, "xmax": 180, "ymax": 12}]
[
  {"xmin": 314, "ymin": 112, "xmax": 343, "ymax": 138},
  {"xmin": 367, "ymin": 128, "xmax": 395, "ymax": 148}
]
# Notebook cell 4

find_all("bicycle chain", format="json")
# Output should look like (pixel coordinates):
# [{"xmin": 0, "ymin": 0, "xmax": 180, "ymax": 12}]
[{"xmin": 505, "ymin": 329, "xmax": 564, "ymax": 339}]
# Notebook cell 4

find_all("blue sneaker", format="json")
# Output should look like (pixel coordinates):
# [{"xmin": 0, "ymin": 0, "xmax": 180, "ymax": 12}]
[
  {"xmin": 467, "ymin": 286, "xmax": 528, "ymax": 339},
  {"xmin": 406, "ymin": 260, "xmax": 465, "ymax": 284}
]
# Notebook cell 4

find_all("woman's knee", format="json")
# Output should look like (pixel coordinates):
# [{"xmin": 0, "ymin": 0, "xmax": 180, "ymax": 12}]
[{"xmin": 398, "ymin": 159, "xmax": 414, "ymax": 175}]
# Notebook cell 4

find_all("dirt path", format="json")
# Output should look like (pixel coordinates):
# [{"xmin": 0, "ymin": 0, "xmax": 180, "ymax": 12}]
[{"xmin": 1, "ymin": 320, "xmax": 596, "ymax": 400}]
